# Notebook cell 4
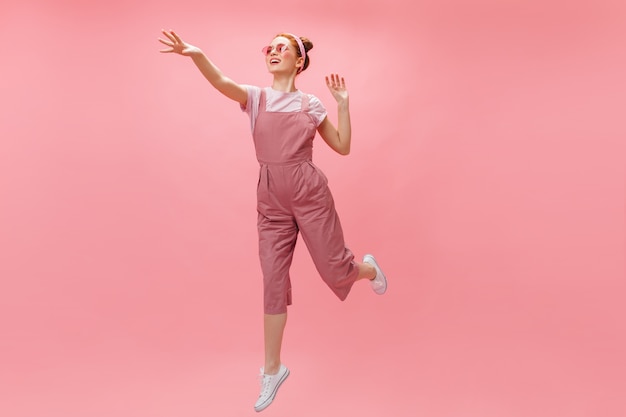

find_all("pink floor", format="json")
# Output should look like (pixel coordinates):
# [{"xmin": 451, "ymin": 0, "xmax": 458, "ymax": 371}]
[{"xmin": 1, "ymin": 1, "xmax": 625, "ymax": 416}]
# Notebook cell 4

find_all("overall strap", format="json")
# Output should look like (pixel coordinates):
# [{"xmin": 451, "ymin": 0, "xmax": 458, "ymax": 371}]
[
  {"xmin": 259, "ymin": 88, "xmax": 267, "ymax": 112},
  {"xmin": 300, "ymin": 92, "xmax": 310, "ymax": 113}
]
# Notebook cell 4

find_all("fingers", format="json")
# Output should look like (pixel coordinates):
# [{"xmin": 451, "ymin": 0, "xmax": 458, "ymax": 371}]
[
  {"xmin": 157, "ymin": 35, "xmax": 174, "ymax": 53},
  {"xmin": 325, "ymin": 74, "xmax": 346, "ymax": 89},
  {"xmin": 161, "ymin": 29, "xmax": 183, "ymax": 44},
  {"xmin": 170, "ymin": 30, "xmax": 183, "ymax": 44},
  {"xmin": 158, "ymin": 37, "xmax": 173, "ymax": 47},
  {"xmin": 159, "ymin": 29, "xmax": 183, "ymax": 54},
  {"xmin": 161, "ymin": 29, "xmax": 177, "ymax": 43}
]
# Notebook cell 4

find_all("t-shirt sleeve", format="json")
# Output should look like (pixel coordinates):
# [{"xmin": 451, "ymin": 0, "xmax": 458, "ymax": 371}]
[
  {"xmin": 307, "ymin": 94, "xmax": 328, "ymax": 127},
  {"xmin": 240, "ymin": 85, "xmax": 262, "ymax": 132}
]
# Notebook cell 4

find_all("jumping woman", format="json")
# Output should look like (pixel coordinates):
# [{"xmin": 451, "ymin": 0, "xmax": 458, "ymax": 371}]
[{"xmin": 158, "ymin": 29, "xmax": 388, "ymax": 412}]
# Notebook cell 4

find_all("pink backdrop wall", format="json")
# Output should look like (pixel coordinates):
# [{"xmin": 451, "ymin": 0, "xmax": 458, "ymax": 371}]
[{"xmin": 1, "ymin": 0, "xmax": 624, "ymax": 416}]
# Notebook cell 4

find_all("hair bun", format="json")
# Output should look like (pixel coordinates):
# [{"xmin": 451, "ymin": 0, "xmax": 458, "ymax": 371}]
[{"xmin": 300, "ymin": 37, "xmax": 313, "ymax": 53}]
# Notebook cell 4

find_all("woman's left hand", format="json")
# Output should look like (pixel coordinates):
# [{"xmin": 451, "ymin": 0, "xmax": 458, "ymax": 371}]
[{"xmin": 325, "ymin": 74, "xmax": 349, "ymax": 104}]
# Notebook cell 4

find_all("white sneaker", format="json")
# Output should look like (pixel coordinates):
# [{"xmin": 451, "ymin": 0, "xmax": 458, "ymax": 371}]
[
  {"xmin": 363, "ymin": 254, "xmax": 387, "ymax": 295},
  {"xmin": 254, "ymin": 364, "xmax": 290, "ymax": 412}
]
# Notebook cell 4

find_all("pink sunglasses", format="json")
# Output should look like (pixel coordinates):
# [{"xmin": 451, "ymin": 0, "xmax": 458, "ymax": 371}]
[{"xmin": 261, "ymin": 43, "xmax": 289, "ymax": 56}]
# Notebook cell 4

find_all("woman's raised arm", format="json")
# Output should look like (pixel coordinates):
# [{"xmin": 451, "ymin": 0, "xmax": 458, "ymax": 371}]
[{"xmin": 158, "ymin": 30, "xmax": 247, "ymax": 106}]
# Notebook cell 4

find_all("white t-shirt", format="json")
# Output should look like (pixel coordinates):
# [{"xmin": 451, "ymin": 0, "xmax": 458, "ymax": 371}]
[{"xmin": 240, "ymin": 85, "xmax": 327, "ymax": 133}]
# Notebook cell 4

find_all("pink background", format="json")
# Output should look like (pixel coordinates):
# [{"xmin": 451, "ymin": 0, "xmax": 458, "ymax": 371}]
[{"xmin": 1, "ymin": 0, "xmax": 624, "ymax": 416}]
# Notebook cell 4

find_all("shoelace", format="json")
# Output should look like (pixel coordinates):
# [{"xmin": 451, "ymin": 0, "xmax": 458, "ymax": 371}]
[{"xmin": 258, "ymin": 369, "xmax": 272, "ymax": 396}]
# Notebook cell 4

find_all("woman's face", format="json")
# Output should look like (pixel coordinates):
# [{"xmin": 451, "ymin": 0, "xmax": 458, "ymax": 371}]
[{"xmin": 263, "ymin": 36, "xmax": 303, "ymax": 75}]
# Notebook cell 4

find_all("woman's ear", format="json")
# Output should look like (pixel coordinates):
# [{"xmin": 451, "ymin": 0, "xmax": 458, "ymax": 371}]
[{"xmin": 296, "ymin": 57, "xmax": 304, "ymax": 72}]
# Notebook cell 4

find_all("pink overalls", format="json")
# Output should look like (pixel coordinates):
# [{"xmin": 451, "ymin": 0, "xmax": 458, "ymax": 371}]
[{"xmin": 253, "ymin": 89, "xmax": 358, "ymax": 314}]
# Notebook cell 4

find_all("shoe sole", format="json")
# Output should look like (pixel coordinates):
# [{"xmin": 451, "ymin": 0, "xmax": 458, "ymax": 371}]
[{"xmin": 254, "ymin": 368, "xmax": 290, "ymax": 412}]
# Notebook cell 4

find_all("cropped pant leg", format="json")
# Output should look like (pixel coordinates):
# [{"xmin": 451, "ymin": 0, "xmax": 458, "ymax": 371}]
[
  {"xmin": 294, "ymin": 162, "xmax": 358, "ymax": 300},
  {"xmin": 257, "ymin": 165, "xmax": 299, "ymax": 315},
  {"xmin": 257, "ymin": 213, "xmax": 298, "ymax": 314}
]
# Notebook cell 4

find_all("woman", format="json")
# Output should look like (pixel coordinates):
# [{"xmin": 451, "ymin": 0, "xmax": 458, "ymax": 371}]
[{"xmin": 158, "ymin": 29, "xmax": 388, "ymax": 412}]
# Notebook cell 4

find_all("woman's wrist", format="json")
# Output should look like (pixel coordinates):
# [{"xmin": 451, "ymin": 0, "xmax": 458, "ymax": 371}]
[{"xmin": 186, "ymin": 46, "xmax": 203, "ymax": 57}]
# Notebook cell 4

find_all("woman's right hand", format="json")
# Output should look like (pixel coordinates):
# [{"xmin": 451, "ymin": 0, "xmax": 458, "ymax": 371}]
[{"xmin": 158, "ymin": 30, "xmax": 200, "ymax": 56}]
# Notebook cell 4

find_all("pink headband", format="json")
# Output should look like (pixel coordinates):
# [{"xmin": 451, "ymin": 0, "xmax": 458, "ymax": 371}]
[{"xmin": 286, "ymin": 33, "xmax": 306, "ymax": 73}]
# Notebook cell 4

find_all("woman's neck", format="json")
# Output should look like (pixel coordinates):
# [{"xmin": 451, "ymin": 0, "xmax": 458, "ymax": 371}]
[{"xmin": 271, "ymin": 74, "xmax": 298, "ymax": 92}]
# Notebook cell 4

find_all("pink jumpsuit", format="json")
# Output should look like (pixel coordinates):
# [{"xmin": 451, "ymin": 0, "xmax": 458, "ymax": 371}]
[{"xmin": 253, "ymin": 89, "xmax": 358, "ymax": 314}]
